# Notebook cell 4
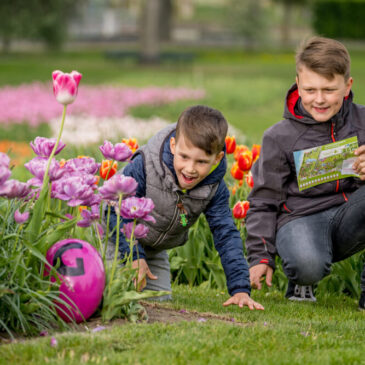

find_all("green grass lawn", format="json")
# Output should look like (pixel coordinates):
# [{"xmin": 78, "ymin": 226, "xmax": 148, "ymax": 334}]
[{"xmin": 1, "ymin": 285, "xmax": 364, "ymax": 364}]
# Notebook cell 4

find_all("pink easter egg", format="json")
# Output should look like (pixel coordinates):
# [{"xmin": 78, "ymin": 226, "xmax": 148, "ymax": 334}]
[{"xmin": 45, "ymin": 239, "xmax": 105, "ymax": 323}]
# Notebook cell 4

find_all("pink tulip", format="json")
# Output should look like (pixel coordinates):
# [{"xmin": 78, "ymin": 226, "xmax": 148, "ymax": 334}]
[
  {"xmin": 52, "ymin": 70, "xmax": 82, "ymax": 105},
  {"xmin": 14, "ymin": 209, "xmax": 29, "ymax": 224}
]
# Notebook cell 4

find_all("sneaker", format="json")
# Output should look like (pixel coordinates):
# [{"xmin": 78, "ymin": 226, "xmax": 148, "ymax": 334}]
[
  {"xmin": 359, "ymin": 292, "xmax": 365, "ymax": 310},
  {"xmin": 288, "ymin": 284, "xmax": 317, "ymax": 302}
]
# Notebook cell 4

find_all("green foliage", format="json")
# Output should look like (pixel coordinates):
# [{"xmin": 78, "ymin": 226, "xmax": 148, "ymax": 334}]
[
  {"xmin": 0, "ymin": 0, "xmax": 84, "ymax": 51},
  {"xmin": 312, "ymin": 0, "xmax": 365, "ymax": 39},
  {"xmin": 169, "ymin": 215, "xmax": 226, "ymax": 290},
  {"xmin": 0, "ymin": 199, "xmax": 70, "ymax": 337},
  {"xmin": 228, "ymin": 0, "xmax": 269, "ymax": 50},
  {"xmin": 0, "ymin": 123, "xmax": 51, "ymax": 142}
]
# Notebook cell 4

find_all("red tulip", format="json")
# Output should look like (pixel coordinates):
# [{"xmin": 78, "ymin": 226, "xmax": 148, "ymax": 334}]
[
  {"xmin": 122, "ymin": 138, "xmax": 139, "ymax": 153},
  {"xmin": 246, "ymin": 172, "xmax": 254, "ymax": 188},
  {"xmin": 232, "ymin": 200, "xmax": 250, "ymax": 219},
  {"xmin": 234, "ymin": 145, "xmax": 249, "ymax": 161},
  {"xmin": 237, "ymin": 150, "xmax": 253, "ymax": 172},
  {"xmin": 231, "ymin": 162, "xmax": 244, "ymax": 180},
  {"xmin": 225, "ymin": 136, "xmax": 236, "ymax": 154},
  {"xmin": 100, "ymin": 160, "xmax": 118, "ymax": 180},
  {"xmin": 252, "ymin": 144, "xmax": 261, "ymax": 162}
]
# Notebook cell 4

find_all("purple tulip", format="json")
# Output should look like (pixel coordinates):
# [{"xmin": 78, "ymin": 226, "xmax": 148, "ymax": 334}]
[
  {"xmin": 98, "ymin": 174, "xmax": 138, "ymax": 201},
  {"xmin": 25, "ymin": 157, "xmax": 66, "ymax": 183},
  {"xmin": 77, "ymin": 205, "xmax": 100, "ymax": 228},
  {"xmin": 52, "ymin": 176, "xmax": 95, "ymax": 207},
  {"xmin": 0, "ymin": 152, "xmax": 10, "ymax": 167},
  {"xmin": 82, "ymin": 192, "xmax": 102, "ymax": 207},
  {"xmin": 99, "ymin": 140, "xmax": 132, "ymax": 162},
  {"xmin": 0, "ymin": 165, "xmax": 11, "ymax": 186},
  {"xmin": 0, "ymin": 180, "xmax": 31, "ymax": 199},
  {"xmin": 64, "ymin": 157, "xmax": 100, "ymax": 176},
  {"xmin": 120, "ymin": 197, "xmax": 155, "ymax": 223},
  {"xmin": 30, "ymin": 137, "xmax": 66, "ymax": 158},
  {"xmin": 14, "ymin": 209, "xmax": 30, "ymax": 224},
  {"xmin": 122, "ymin": 222, "xmax": 149, "ymax": 239}
]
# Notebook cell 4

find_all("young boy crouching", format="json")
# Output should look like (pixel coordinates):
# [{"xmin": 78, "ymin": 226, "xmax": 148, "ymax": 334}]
[{"xmin": 109, "ymin": 105, "xmax": 263, "ymax": 310}]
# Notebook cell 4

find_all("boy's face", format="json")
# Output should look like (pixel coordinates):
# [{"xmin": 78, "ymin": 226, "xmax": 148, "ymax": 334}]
[
  {"xmin": 170, "ymin": 134, "xmax": 224, "ymax": 190},
  {"xmin": 296, "ymin": 65, "xmax": 353, "ymax": 123}
]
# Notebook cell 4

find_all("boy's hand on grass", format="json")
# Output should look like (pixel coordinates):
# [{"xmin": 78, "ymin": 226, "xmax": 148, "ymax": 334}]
[
  {"xmin": 223, "ymin": 292, "xmax": 264, "ymax": 310},
  {"xmin": 249, "ymin": 264, "xmax": 273, "ymax": 290},
  {"xmin": 353, "ymin": 145, "xmax": 365, "ymax": 179},
  {"xmin": 132, "ymin": 259, "xmax": 157, "ymax": 291}
]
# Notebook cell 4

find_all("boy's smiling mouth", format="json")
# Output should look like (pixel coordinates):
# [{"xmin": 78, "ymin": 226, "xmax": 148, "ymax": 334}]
[
  {"xmin": 181, "ymin": 173, "xmax": 197, "ymax": 184},
  {"xmin": 313, "ymin": 106, "xmax": 329, "ymax": 113}
]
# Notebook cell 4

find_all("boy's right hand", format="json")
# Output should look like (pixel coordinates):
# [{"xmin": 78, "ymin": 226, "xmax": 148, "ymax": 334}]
[
  {"xmin": 132, "ymin": 259, "xmax": 157, "ymax": 291},
  {"xmin": 249, "ymin": 264, "xmax": 273, "ymax": 290}
]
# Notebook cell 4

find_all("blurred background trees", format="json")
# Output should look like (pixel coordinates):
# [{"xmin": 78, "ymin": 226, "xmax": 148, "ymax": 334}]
[{"xmin": 1, "ymin": 0, "xmax": 365, "ymax": 58}]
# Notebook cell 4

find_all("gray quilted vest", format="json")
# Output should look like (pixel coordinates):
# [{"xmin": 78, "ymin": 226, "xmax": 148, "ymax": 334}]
[{"xmin": 136, "ymin": 123, "xmax": 219, "ymax": 250}]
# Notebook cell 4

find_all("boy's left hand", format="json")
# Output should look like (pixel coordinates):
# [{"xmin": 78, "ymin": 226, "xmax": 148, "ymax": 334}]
[
  {"xmin": 223, "ymin": 292, "xmax": 264, "ymax": 310},
  {"xmin": 353, "ymin": 146, "xmax": 365, "ymax": 179}
]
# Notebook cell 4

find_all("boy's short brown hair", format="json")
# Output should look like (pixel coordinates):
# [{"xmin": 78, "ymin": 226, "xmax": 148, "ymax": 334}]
[
  {"xmin": 176, "ymin": 105, "xmax": 228, "ymax": 155},
  {"xmin": 296, "ymin": 36, "xmax": 351, "ymax": 81}
]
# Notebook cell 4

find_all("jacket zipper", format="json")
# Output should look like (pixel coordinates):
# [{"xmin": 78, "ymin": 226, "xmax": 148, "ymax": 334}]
[
  {"xmin": 152, "ymin": 191, "xmax": 181, "ymax": 247},
  {"xmin": 331, "ymin": 122, "xmax": 348, "ymax": 201}
]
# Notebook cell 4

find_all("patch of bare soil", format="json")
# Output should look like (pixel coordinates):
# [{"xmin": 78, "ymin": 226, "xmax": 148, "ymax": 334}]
[{"xmin": 0, "ymin": 302, "xmax": 246, "ymax": 344}]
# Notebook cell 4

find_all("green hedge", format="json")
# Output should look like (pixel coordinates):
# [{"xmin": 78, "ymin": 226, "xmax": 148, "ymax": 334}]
[{"xmin": 312, "ymin": 0, "xmax": 365, "ymax": 39}]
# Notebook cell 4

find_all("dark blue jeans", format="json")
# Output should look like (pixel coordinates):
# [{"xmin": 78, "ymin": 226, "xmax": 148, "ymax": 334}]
[{"xmin": 276, "ymin": 185, "xmax": 365, "ymax": 290}]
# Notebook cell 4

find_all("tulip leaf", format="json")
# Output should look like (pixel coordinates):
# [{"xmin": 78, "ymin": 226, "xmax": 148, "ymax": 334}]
[{"xmin": 25, "ymin": 186, "xmax": 48, "ymax": 242}]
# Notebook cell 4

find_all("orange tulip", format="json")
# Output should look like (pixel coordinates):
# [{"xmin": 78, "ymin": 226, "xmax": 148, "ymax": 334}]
[
  {"xmin": 252, "ymin": 144, "xmax": 261, "ymax": 162},
  {"xmin": 246, "ymin": 171, "xmax": 254, "ymax": 188},
  {"xmin": 232, "ymin": 185, "xmax": 237, "ymax": 195},
  {"xmin": 59, "ymin": 158, "xmax": 66, "ymax": 168},
  {"xmin": 237, "ymin": 150, "xmax": 253, "ymax": 172},
  {"xmin": 234, "ymin": 145, "xmax": 249, "ymax": 161},
  {"xmin": 122, "ymin": 138, "xmax": 139, "ymax": 153},
  {"xmin": 232, "ymin": 200, "xmax": 250, "ymax": 219},
  {"xmin": 231, "ymin": 162, "xmax": 244, "ymax": 180},
  {"xmin": 225, "ymin": 136, "xmax": 236, "ymax": 154},
  {"xmin": 100, "ymin": 160, "xmax": 118, "ymax": 180}
]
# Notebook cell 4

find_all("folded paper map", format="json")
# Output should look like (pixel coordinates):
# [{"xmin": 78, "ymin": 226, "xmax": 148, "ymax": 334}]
[{"xmin": 293, "ymin": 136, "xmax": 359, "ymax": 191}]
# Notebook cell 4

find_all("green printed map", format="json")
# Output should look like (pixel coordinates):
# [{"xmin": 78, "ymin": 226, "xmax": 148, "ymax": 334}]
[{"xmin": 293, "ymin": 136, "xmax": 359, "ymax": 191}]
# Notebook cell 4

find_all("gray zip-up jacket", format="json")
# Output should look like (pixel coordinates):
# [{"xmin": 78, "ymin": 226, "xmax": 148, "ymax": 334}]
[
  {"xmin": 246, "ymin": 84, "xmax": 365, "ymax": 269},
  {"xmin": 109, "ymin": 124, "xmax": 251, "ymax": 295}
]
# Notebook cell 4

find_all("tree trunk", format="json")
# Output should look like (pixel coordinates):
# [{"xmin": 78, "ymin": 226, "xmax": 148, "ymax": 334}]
[
  {"xmin": 140, "ymin": 0, "xmax": 161, "ymax": 63},
  {"xmin": 159, "ymin": 0, "xmax": 172, "ymax": 41},
  {"xmin": 280, "ymin": 2, "xmax": 292, "ymax": 48}
]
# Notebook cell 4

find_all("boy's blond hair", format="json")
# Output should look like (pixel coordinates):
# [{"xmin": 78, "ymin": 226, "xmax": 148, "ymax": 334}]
[
  {"xmin": 176, "ymin": 105, "xmax": 228, "ymax": 155},
  {"xmin": 296, "ymin": 36, "xmax": 351, "ymax": 81}
]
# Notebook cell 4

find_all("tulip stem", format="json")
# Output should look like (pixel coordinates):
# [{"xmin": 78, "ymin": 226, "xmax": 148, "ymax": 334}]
[
  {"xmin": 108, "ymin": 193, "xmax": 123, "ymax": 291},
  {"xmin": 41, "ymin": 105, "xmax": 67, "ymax": 192},
  {"xmin": 103, "ymin": 205, "xmax": 111, "ymax": 262}
]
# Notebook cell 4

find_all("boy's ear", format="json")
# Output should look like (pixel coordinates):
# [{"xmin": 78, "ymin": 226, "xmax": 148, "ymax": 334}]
[
  {"xmin": 215, "ymin": 151, "xmax": 224, "ymax": 165},
  {"xmin": 345, "ymin": 77, "xmax": 353, "ymax": 96},
  {"xmin": 170, "ymin": 137, "xmax": 176, "ymax": 155}
]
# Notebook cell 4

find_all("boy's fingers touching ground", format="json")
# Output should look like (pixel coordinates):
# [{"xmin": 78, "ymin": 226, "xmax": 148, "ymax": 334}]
[{"xmin": 222, "ymin": 292, "xmax": 264, "ymax": 310}]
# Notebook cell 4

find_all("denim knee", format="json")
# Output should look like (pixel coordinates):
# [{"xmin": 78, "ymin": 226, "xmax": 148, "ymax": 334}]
[{"xmin": 282, "ymin": 255, "xmax": 330, "ymax": 285}]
